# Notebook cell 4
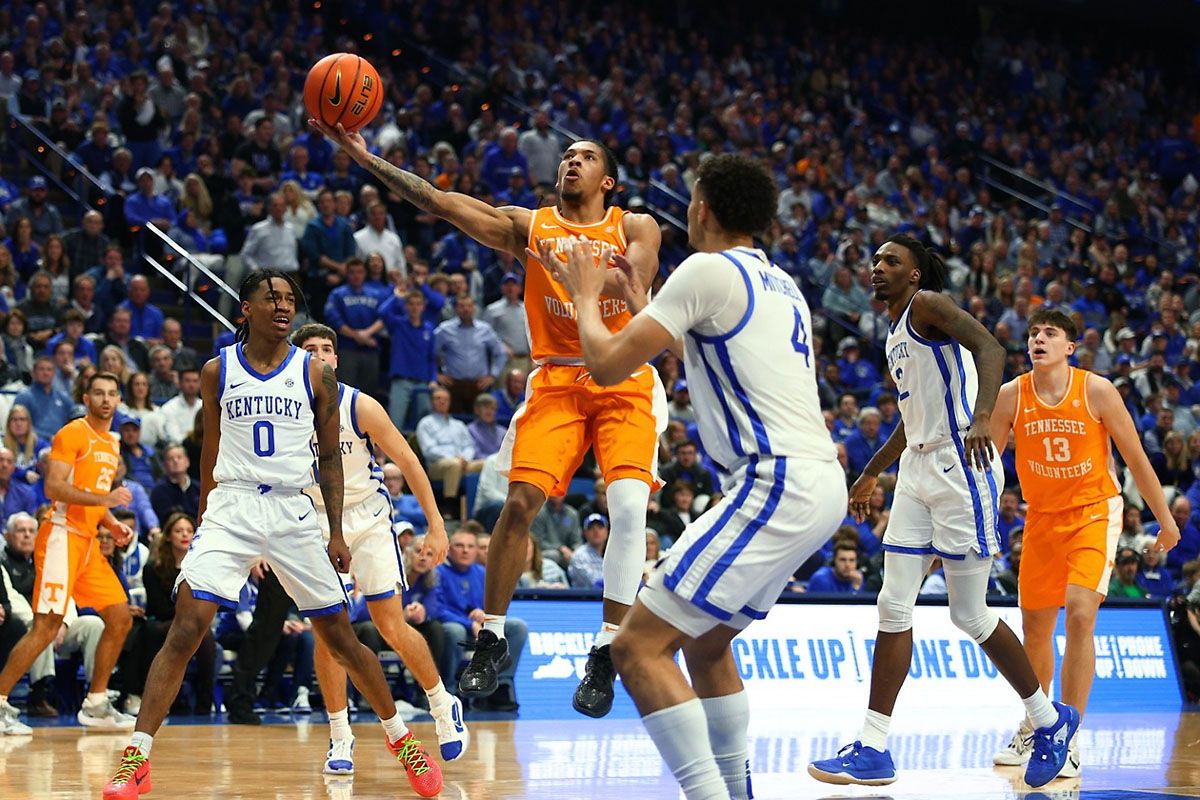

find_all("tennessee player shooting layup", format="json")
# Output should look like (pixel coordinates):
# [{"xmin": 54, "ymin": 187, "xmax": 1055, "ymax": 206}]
[
  {"xmin": 311, "ymin": 118, "xmax": 665, "ymax": 717},
  {"xmin": 989, "ymin": 308, "xmax": 1180, "ymax": 777},
  {"xmin": 0, "ymin": 372, "xmax": 137, "ymax": 734}
]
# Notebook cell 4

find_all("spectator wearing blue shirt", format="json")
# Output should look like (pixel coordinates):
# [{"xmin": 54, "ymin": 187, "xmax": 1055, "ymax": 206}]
[
  {"xmin": 434, "ymin": 295, "xmax": 506, "ymax": 414},
  {"xmin": 831, "ymin": 393, "xmax": 859, "ymax": 444},
  {"xmin": 1152, "ymin": 496, "xmax": 1200, "ymax": 576},
  {"xmin": 836, "ymin": 337, "xmax": 881, "ymax": 399},
  {"xmin": 120, "ymin": 275, "xmax": 165, "ymax": 342},
  {"xmin": 807, "ymin": 541, "xmax": 865, "ymax": 594},
  {"xmin": 279, "ymin": 145, "xmax": 324, "ymax": 199},
  {"xmin": 47, "ymin": 309, "xmax": 99, "ymax": 365},
  {"xmin": 844, "ymin": 408, "xmax": 886, "ymax": 477},
  {"xmin": 416, "ymin": 388, "xmax": 483, "ymax": 518},
  {"xmin": 0, "ymin": 447, "xmax": 37, "ymax": 530},
  {"xmin": 1136, "ymin": 536, "xmax": 1174, "ymax": 599},
  {"xmin": 302, "ymin": 189, "xmax": 357, "ymax": 312},
  {"xmin": 568, "ymin": 514, "xmax": 609, "ymax": 589},
  {"xmin": 468, "ymin": 394, "xmax": 505, "ymax": 459},
  {"xmin": 323, "ymin": 258, "xmax": 385, "ymax": 394},
  {"xmin": 996, "ymin": 490, "xmax": 1025, "ymax": 549},
  {"xmin": 117, "ymin": 415, "xmax": 158, "ymax": 492},
  {"xmin": 492, "ymin": 368, "xmax": 527, "ymax": 428},
  {"xmin": 1071, "ymin": 280, "xmax": 1108, "ymax": 331},
  {"xmin": 379, "ymin": 288, "xmax": 437, "ymax": 431},
  {"xmin": 383, "ymin": 465, "xmax": 427, "ymax": 534},
  {"xmin": 15, "ymin": 357, "xmax": 73, "ymax": 440},
  {"xmin": 495, "ymin": 168, "xmax": 537, "ymax": 209},
  {"xmin": 876, "ymin": 392, "xmax": 900, "ymax": 440},
  {"xmin": 399, "ymin": 532, "xmax": 445, "ymax": 673},
  {"xmin": 480, "ymin": 128, "xmax": 530, "ymax": 194},
  {"xmin": 435, "ymin": 529, "xmax": 526, "ymax": 710},
  {"xmin": 123, "ymin": 168, "xmax": 176, "ymax": 228}
]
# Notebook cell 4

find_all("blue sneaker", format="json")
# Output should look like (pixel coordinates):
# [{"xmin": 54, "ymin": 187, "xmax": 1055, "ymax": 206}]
[
  {"xmin": 807, "ymin": 741, "xmax": 897, "ymax": 785},
  {"xmin": 1024, "ymin": 702, "xmax": 1080, "ymax": 788}
]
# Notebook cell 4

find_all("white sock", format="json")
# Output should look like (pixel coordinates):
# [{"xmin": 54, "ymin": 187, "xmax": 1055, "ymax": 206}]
[
  {"xmin": 328, "ymin": 708, "xmax": 352, "ymax": 741},
  {"xmin": 426, "ymin": 679, "xmax": 450, "ymax": 708},
  {"xmin": 86, "ymin": 692, "xmax": 107, "ymax": 706},
  {"xmin": 483, "ymin": 614, "xmax": 506, "ymax": 639},
  {"xmin": 380, "ymin": 713, "xmax": 409, "ymax": 743},
  {"xmin": 1022, "ymin": 690, "xmax": 1058, "ymax": 730},
  {"xmin": 595, "ymin": 622, "xmax": 620, "ymax": 648},
  {"xmin": 700, "ymin": 692, "xmax": 752, "ymax": 800},
  {"xmin": 130, "ymin": 732, "xmax": 154, "ymax": 757},
  {"xmin": 860, "ymin": 709, "xmax": 890, "ymax": 751},
  {"xmin": 642, "ymin": 699, "xmax": 729, "ymax": 800}
]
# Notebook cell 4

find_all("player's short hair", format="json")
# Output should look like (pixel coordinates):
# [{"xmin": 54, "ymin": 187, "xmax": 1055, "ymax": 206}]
[
  {"xmin": 884, "ymin": 233, "xmax": 947, "ymax": 293},
  {"xmin": 292, "ymin": 322, "xmax": 338, "ymax": 352},
  {"xmin": 86, "ymin": 371, "xmax": 121, "ymax": 392},
  {"xmin": 694, "ymin": 154, "xmax": 778, "ymax": 236},
  {"xmin": 1027, "ymin": 307, "xmax": 1078, "ymax": 341}
]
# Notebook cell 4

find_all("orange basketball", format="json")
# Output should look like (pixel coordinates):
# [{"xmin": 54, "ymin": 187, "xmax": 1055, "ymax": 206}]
[{"xmin": 303, "ymin": 53, "xmax": 384, "ymax": 133}]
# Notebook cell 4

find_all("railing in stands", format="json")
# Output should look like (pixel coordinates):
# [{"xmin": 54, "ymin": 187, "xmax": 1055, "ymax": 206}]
[
  {"xmin": 5, "ymin": 111, "xmax": 238, "ymax": 333},
  {"xmin": 974, "ymin": 154, "xmax": 1093, "ymax": 233}
]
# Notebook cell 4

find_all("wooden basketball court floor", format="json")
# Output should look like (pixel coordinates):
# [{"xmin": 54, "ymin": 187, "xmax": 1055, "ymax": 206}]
[{"xmin": 2, "ymin": 707, "xmax": 1196, "ymax": 800}]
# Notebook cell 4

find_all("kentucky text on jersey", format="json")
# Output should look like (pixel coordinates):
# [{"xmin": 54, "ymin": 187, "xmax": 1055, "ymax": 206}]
[
  {"xmin": 543, "ymin": 295, "xmax": 629, "ymax": 321},
  {"xmin": 887, "ymin": 341, "xmax": 911, "ymax": 373},
  {"xmin": 223, "ymin": 395, "xmax": 306, "ymax": 421}
]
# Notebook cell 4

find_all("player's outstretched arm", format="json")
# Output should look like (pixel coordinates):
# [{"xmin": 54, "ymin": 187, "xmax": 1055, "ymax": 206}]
[
  {"xmin": 312, "ymin": 358, "xmax": 350, "ymax": 570},
  {"xmin": 196, "ymin": 357, "xmax": 223, "ymax": 524},
  {"xmin": 1089, "ymin": 373, "xmax": 1181, "ymax": 553},
  {"xmin": 911, "ymin": 291, "xmax": 1005, "ymax": 470},
  {"xmin": 309, "ymin": 120, "xmax": 531, "ymax": 256},
  {"xmin": 556, "ymin": 239, "xmax": 675, "ymax": 385},
  {"xmin": 354, "ymin": 391, "xmax": 448, "ymax": 563}
]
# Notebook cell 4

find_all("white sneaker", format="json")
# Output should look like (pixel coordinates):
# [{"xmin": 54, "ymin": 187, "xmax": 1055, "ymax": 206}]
[
  {"xmin": 393, "ymin": 698, "xmax": 420, "ymax": 721},
  {"xmin": 77, "ymin": 697, "xmax": 136, "ymax": 730},
  {"xmin": 324, "ymin": 736, "xmax": 355, "ymax": 774},
  {"xmin": 1057, "ymin": 739, "xmax": 1081, "ymax": 778},
  {"xmin": 292, "ymin": 686, "xmax": 312, "ymax": 714},
  {"xmin": 0, "ymin": 699, "xmax": 32, "ymax": 735},
  {"xmin": 993, "ymin": 718, "xmax": 1033, "ymax": 765},
  {"xmin": 124, "ymin": 694, "xmax": 142, "ymax": 716},
  {"xmin": 431, "ymin": 695, "xmax": 470, "ymax": 761}
]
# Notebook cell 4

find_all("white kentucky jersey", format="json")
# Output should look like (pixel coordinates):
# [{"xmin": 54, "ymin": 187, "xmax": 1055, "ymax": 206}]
[
  {"xmin": 306, "ymin": 383, "xmax": 386, "ymax": 509},
  {"xmin": 885, "ymin": 292, "xmax": 979, "ymax": 450},
  {"xmin": 642, "ymin": 247, "xmax": 836, "ymax": 472},
  {"xmin": 214, "ymin": 342, "xmax": 317, "ymax": 491}
]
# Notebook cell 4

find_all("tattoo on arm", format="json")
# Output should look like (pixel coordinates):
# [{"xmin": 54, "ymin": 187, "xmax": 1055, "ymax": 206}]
[{"xmin": 366, "ymin": 154, "xmax": 440, "ymax": 213}]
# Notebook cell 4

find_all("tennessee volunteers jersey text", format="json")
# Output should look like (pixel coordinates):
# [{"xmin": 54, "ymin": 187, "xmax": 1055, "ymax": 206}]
[{"xmin": 1013, "ymin": 368, "xmax": 1119, "ymax": 512}]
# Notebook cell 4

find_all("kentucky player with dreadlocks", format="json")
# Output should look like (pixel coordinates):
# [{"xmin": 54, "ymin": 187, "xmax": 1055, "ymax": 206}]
[{"xmin": 105, "ymin": 270, "xmax": 444, "ymax": 799}]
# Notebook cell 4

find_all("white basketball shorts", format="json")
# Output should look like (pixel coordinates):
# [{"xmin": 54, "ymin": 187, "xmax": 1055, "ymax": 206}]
[
  {"xmin": 315, "ymin": 489, "xmax": 407, "ymax": 600},
  {"xmin": 642, "ymin": 455, "xmax": 846, "ymax": 639},
  {"xmin": 884, "ymin": 442, "xmax": 1004, "ymax": 560},
  {"xmin": 176, "ymin": 484, "xmax": 348, "ymax": 616}
]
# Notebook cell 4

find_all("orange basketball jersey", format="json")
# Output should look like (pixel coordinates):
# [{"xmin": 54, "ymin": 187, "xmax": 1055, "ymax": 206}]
[
  {"xmin": 1013, "ymin": 367, "xmax": 1119, "ymax": 512},
  {"xmin": 525, "ymin": 205, "xmax": 632, "ymax": 362},
  {"xmin": 46, "ymin": 417, "xmax": 121, "ymax": 538}
]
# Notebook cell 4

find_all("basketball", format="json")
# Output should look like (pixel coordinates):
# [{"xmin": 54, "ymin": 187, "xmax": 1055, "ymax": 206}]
[{"xmin": 303, "ymin": 53, "xmax": 384, "ymax": 133}]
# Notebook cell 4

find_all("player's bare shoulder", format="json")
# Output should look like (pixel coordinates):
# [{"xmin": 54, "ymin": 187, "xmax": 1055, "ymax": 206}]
[{"xmin": 621, "ymin": 210, "xmax": 660, "ymax": 243}]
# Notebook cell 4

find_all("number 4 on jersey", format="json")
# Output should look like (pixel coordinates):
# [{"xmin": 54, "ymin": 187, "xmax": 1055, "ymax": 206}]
[{"xmin": 791, "ymin": 306, "xmax": 810, "ymax": 366}]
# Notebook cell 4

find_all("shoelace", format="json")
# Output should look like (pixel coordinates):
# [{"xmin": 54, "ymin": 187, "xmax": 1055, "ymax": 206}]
[
  {"xmin": 112, "ymin": 751, "xmax": 145, "ymax": 784},
  {"xmin": 394, "ymin": 738, "xmax": 431, "ymax": 776},
  {"xmin": 582, "ymin": 648, "xmax": 614, "ymax": 686},
  {"xmin": 836, "ymin": 742, "xmax": 861, "ymax": 761}
]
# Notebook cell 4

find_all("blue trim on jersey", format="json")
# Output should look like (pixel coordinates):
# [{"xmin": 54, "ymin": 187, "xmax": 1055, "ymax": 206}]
[
  {"xmin": 931, "ymin": 347, "xmax": 989, "ymax": 557},
  {"xmin": 903, "ymin": 293, "xmax": 952, "ymax": 346},
  {"xmin": 951, "ymin": 344, "xmax": 1000, "ymax": 553},
  {"xmin": 217, "ymin": 348, "xmax": 227, "ymax": 402},
  {"xmin": 738, "ymin": 604, "xmax": 769, "ymax": 620},
  {"xmin": 349, "ymin": 388, "xmax": 366, "ymax": 440},
  {"xmin": 882, "ymin": 543, "xmax": 934, "ymax": 556},
  {"xmin": 188, "ymin": 589, "xmax": 238, "ymax": 610},
  {"xmin": 363, "ymin": 589, "xmax": 396, "ymax": 601},
  {"xmin": 714, "ymin": 339, "xmax": 771, "ymax": 454},
  {"xmin": 236, "ymin": 342, "xmax": 298, "ymax": 381},
  {"xmin": 693, "ymin": 457, "xmax": 786, "ymax": 605},
  {"xmin": 666, "ymin": 456, "xmax": 759, "ymax": 588},
  {"xmin": 337, "ymin": 382, "xmax": 345, "ymax": 404},
  {"xmin": 690, "ymin": 251, "xmax": 756, "ymax": 343},
  {"xmin": 931, "ymin": 546, "xmax": 968, "ymax": 561},
  {"xmin": 303, "ymin": 351, "xmax": 314, "ymax": 407},
  {"xmin": 691, "ymin": 335, "xmax": 745, "ymax": 458},
  {"xmin": 303, "ymin": 601, "xmax": 345, "ymax": 618}
]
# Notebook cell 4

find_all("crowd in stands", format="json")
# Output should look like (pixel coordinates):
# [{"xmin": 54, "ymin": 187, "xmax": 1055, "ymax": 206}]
[{"xmin": 1, "ymin": 0, "xmax": 1200, "ymax": 714}]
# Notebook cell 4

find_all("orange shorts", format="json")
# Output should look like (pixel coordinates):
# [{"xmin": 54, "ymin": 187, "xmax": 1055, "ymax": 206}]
[
  {"xmin": 1018, "ymin": 496, "xmax": 1122, "ymax": 610},
  {"xmin": 497, "ymin": 363, "xmax": 666, "ymax": 497},
  {"xmin": 32, "ymin": 520, "xmax": 127, "ymax": 616}
]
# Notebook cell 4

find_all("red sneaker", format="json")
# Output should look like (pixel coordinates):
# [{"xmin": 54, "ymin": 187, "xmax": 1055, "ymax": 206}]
[
  {"xmin": 386, "ymin": 732, "xmax": 443, "ymax": 798},
  {"xmin": 103, "ymin": 746, "xmax": 152, "ymax": 798}
]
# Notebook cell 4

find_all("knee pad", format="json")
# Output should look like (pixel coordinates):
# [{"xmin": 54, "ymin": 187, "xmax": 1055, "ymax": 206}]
[
  {"xmin": 602, "ymin": 478, "xmax": 651, "ymax": 606},
  {"xmin": 877, "ymin": 582, "xmax": 915, "ymax": 633},
  {"xmin": 876, "ymin": 552, "xmax": 931, "ymax": 633},
  {"xmin": 948, "ymin": 601, "xmax": 1000, "ymax": 643},
  {"xmin": 943, "ymin": 556, "xmax": 1001, "ymax": 643}
]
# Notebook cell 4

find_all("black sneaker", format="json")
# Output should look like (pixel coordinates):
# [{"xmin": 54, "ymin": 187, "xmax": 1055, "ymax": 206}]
[
  {"xmin": 572, "ymin": 645, "xmax": 615, "ymax": 718},
  {"xmin": 227, "ymin": 705, "xmax": 263, "ymax": 725},
  {"xmin": 458, "ymin": 629, "xmax": 511, "ymax": 697}
]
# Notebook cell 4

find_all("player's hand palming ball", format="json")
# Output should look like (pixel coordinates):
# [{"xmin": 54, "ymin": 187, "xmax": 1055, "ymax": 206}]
[{"xmin": 304, "ymin": 53, "xmax": 383, "ymax": 134}]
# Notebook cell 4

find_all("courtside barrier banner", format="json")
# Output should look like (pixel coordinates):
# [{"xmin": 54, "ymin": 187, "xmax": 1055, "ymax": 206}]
[{"xmin": 507, "ymin": 598, "xmax": 1180, "ymax": 720}]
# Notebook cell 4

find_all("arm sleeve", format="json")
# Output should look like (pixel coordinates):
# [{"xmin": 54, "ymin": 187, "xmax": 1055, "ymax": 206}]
[{"xmin": 641, "ymin": 253, "xmax": 742, "ymax": 340}]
